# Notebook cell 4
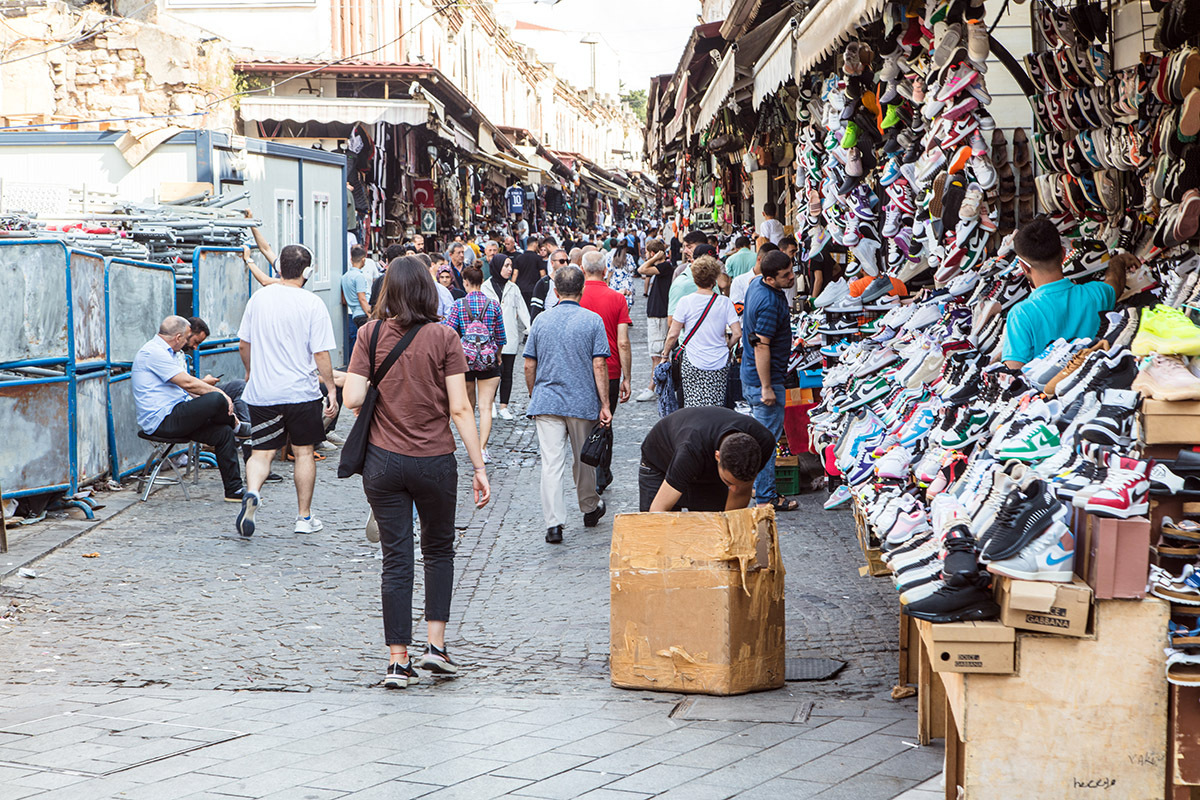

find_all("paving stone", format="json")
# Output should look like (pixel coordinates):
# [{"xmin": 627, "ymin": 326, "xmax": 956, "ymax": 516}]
[
  {"xmin": 444, "ymin": 721, "xmax": 546, "ymax": 746},
  {"xmin": 603, "ymin": 764, "xmax": 711, "ymax": 794},
  {"xmin": 418, "ymin": 774, "xmax": 531, "ymax": 799},
  {"xmin": 202, "ymin": 766, "xmax": 329, "ymax": 797},
  {"xmin": 831, "ymin": 732, "xmax": 920, "ymax": 763},
  {"xmin": 664, "ymin": 742, "xmax": 762, "ymax": 770},
  {"xmin": 798, "ymin": 719, "xmax": 896, "ymax": 744},
  {"xmin": 304, "ymin": 760, "xmax": 421, "ymax": 792},
  {"xmin": 511, "ymin": 767, "xmax": 618, "ymax": 799},
  {"xmin": 574, "ymin": 745, "xmax": 676, "ymax": 776},
  {"xmin": 867, "ymin": 745, "xmax": 945, "ymax": 781},
  {"xmin": 733, "ymin": 776, "xmax": 830, "ymax": 799},
  {"xmin": 116, "ymin": 770, "xmax": 235, "ymax": 800},
  {"xmin": 489, "ymin": 751, "xmax": 595, "ymax": 781},
  {"xmin": 783, "ymin": 753, "xmax": 880, "ymax": 784},
  {"xmin": 554, "ymin": 731, "xmax": 649, "ymax": 758},
  {"xmin": 809, "ymin": 771, "xmax": 920, "ymax": 799},
  {"xmin": 573, "ymin": 790, "xmax": 653, "ymax": 800},
  {"xmin": 403, "ymin": 756, "xmax": 509, "ymax": 787}
]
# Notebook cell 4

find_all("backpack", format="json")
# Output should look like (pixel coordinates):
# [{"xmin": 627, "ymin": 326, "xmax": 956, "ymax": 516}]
[{"xmin": 461, "ymin": 302, "xmax": 499, "ymax": 372}]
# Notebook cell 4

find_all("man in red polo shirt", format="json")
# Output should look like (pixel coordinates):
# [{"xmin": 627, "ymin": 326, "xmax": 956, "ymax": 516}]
[{"xmin": 580, "ymin": 250, "xmax": 632, "ymax": 493}]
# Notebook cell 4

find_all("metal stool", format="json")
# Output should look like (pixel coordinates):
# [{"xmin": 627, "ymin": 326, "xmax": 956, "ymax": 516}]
[{"xmin": 135, "ymin": 432, "xmax": 199, "ymax": 501}]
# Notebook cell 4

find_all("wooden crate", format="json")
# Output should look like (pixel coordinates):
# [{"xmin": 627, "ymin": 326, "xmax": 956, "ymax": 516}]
[
  {"xmin": 851, "ymin": 499, "xmax": 889, "ymax": 578},
  {"xmin": 936, "ymin": 599, "xmax": 1169, "ymax": 799},
  {"xmin": 1171, "ymin": 685, "xmax": 1200, "ymax": 791}
]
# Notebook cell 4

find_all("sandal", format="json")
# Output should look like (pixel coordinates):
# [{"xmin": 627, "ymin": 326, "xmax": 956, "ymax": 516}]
[
  {"xmin": 1167, "ymin": 649, "xmax": 1200, "ymax": 686},
  {"xmin": 770, "ymin": 496, "xmax": 800, "ymax": 512},
  {"xmin": 1163, "ymin": 516, "xmax": 1200, "ymax": 542},
  {"xmin": 1170, "ymin": 620, "xmax": 1200, "ymax": 646}
]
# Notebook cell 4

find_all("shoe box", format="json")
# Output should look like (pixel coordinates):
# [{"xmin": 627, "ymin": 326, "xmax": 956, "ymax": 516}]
[
  {"xmin": 918, "ymin": 619, "xmax": 1016, "ymax": 674},
  {"xmin": 609, "ymin": 506, "xmax": 786, "ymax": 695},
  {"xmin": 994, "ymin": 575, "xmax": 1094, "ymax": 638},
  {"xmin": 1139, "ymin": 400, "xmax": 1200, "ymax": 445},
  {"xmin": 1074, "ymin": 513, "xmax": 1152, "ymax": 600}
]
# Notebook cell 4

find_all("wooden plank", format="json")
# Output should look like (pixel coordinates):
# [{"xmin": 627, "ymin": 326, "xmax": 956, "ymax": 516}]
[
  {"xmin": 953, "ymin": 599, "xmax": 1169, "ymax": 798},
  {"xmin": 917, "ymin": 636, "xmax": 947, "ymax": 746},
  {"xmin": 1173, "ymin": 685, "xmax": 1200, "ymax": 786}
]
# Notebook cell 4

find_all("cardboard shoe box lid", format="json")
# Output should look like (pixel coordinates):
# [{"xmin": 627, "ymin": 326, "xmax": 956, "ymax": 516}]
[
  {"xmin": 996, "ymin": 576, "xmax": 1093, "ymax": 638},
  {"xmin": 919, "ymin": 620, "xmax": 1016, "ymax": 675},
  {"xmin": 1142, "ymin": 400, "xmax": 1200, "ymax": 415},
  {"xmin": 1139, "ymin": 401, "xmax": 1200, "ymax": 445}
]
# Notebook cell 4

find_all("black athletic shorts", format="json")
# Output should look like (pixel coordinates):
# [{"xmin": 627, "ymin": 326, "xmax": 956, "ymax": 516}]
[
  {"xmin": 248, "ymin": 399, "xmax": 325, "ymax": 450},
  {"xmin": 464, "ymin": 368, "xmax": 501, "ymax": 381}
]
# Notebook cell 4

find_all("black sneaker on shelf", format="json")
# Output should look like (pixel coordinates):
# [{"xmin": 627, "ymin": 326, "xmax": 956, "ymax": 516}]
[
  {"xmin": 1078, "ymin": 389, "xmax": 1137, "ymax": 445},
  {"xmin": 979, "ymin": 480, "xmax": 1067, "ymax": 562},
  {"xmin": 415, "ymin": 643, "xmax": 459, "ymax": 675},
  {"xmin": 384, "ymin": 661, "xmax": 420, "ymax": 689},
  {"xmin": 902, "ymin": 579, "xmax": 1000, "ymax": 622}
]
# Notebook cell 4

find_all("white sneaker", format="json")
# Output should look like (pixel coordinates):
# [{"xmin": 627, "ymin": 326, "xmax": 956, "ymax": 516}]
[
  {"xmin": 498, "ymin": 406, "xmax": 515, "ymax": 421},
  {"xmin": 317, "ymin": 441, "xmax": 337, "ymax": 452},
  {"xmin": 636, "ymin": 388, "xmax": 656, "ymax": 402},
  {"xmin": 325, "ymin": 431, "xmax": 347, "ymax": 445},
  {"xmin": 482, "ymin": 449, "xmax": 491, "ymax": 464},
  {"xmin": 294, "ymin": 515, "xmax": 324, "ymax": 534}
]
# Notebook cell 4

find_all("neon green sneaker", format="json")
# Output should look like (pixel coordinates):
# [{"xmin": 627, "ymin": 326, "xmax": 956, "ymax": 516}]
[
  {"xmin": 840, "ymin": 121, "xmax": 859, "ymax": 149},
  {"xmin": 1132, "ymin": 304, "xmax": 1200, "ymax": 356},
  {"xmin": 881, "ymin": 104, "xmax": 903, "ymax": 130}
]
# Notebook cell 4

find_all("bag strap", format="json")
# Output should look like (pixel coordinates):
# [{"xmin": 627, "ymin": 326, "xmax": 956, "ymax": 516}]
[
  {"xmin": 370, "ymin": 322, "xmax": 425, "ymax": 387},
  {"xmin": 682, "ymin": 293, "xmax": 720, "ymax": 348}
]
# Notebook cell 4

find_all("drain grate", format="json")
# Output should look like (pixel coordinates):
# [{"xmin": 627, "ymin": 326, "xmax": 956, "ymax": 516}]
[
  {"xmin": 786, "ymin": 657, "xmax": 845, "ymax": 682},
  {"xmin": 0, "ymin": 713, "xmax": 244, "ymax": 777}
]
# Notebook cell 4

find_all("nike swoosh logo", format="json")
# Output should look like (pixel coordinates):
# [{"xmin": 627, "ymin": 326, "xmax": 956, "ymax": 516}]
[{"xmin": 1046, "ymin": 552, "xmax": 1073, "ymax": 565}]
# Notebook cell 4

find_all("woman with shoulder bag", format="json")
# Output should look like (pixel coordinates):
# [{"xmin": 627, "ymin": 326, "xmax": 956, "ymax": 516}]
[
  {"xmin": 660, "ymin": 255, "xmax": 742, "ymax": 407},
  {"xmin": 443, "ymin": 266, "xmax": 506, "ymax": 462},
  {"xmin": 481, "ymin": 253, "xmax": 530, "ymax": 421},
  {"xmin": 343, "ymin": 257, "xmax": 490, "ymax": 689}
]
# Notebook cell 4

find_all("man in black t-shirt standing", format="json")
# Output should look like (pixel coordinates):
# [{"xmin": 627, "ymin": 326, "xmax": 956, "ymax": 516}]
[
  {"xmin": 635, "ymin": 238, "xmax": 671, "ymax": 402},
  {"xmin": 513, "ymin": 238, "xmax": 546, "ymax": 311},
  {"xmin": 639, "ymin": 406, "xmax": 776, "ymax": 512}
]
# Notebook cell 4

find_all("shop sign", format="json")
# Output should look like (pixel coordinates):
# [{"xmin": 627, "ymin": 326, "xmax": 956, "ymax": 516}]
[
  {"xmin": 420, "ymin": 208, "xmax": 437, "ymax": 235},
  {"xmin": 505, "ymin": 185, "xmax": 525, "ymax": 215}
]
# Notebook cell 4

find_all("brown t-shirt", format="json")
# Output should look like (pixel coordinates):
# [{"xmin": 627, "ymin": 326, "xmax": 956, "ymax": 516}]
[{"xmin": 349, "ymin": 320, "xmax": 468, "ymax": 457}]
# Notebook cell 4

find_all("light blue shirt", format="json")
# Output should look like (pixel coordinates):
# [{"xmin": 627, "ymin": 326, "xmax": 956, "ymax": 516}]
[
  {"xmin": 131, "ymin": 335, "xmax": 190, "ymax": 433},
  {"xmin": 435, "ymin": 282, "xmax": 454, "ymax": 319},
  {"xmin": 341, "ymin": 268, "xmax": 370, "ymax": 314},
  {"xmin": 524, "ymin": 301, "xmax": 610, "ymax": 420},
  {"xmin": 1002, "ymin": 278, "xmax": 1115, "ymax": 364}
]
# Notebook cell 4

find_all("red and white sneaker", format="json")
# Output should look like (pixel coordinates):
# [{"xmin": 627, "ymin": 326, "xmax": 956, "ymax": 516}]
[{"xmin": 1085, "ymin": 455, "xmax": 1151, "ymax": 519}]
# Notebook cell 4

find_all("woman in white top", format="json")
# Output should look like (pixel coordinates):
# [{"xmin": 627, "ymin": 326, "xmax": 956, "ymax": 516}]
[
  {"xmin": 660, "ymin": 255, "xmax": 742, "ymax": 408},
  {"xmin": 481, "ymin": 253, "xmax": 531, "ymax": 420},
  {"xmin": 606, "ymin": 242, "xmax": 636, "ymax": 309}
]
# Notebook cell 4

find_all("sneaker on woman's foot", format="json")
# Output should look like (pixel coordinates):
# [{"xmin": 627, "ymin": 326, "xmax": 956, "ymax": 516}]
[
  {"xmin": 636, "ymin": 388, "xmax": 656, "ymax": 402},
  {"xmin": 294, "ymin": 515, "xmax": 324, "ymax": 534},
  {"xmin": 384, "ymin": 661, "xmax": 420, "ymax": 688},
  {"xmin": 498, "ymin": 407, "xmax": 515, "ymax": 421},
  {"xmin": 415, "ymin": 643, "xmax": 459, "ymax": 675}
]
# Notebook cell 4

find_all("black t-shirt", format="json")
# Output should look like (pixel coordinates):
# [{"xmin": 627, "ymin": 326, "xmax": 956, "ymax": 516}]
[
  {"xmin": 641, "ymin": 407, "xmax": 775, "ymax": 490},
  {"xmin": 646, "ymin": 259, "xmax": 674, "ymax": 318},
  {"xmin": 514, "ymin": 251, "xmax": 544, "ymax": 296}
]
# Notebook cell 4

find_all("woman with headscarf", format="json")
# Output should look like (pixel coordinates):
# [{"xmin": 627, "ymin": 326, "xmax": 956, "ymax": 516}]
[
  {"xmin": 437, "ymin": 265, "xmax": 466, "ymax": 300},
  {"xmin": 481, "ymin": 253, "xmax": 530, "ymax": 421}
]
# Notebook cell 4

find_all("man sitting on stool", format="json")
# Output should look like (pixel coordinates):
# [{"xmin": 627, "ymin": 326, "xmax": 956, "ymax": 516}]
[
  {"xmin": 639, "ymin": 406, "xmax": 777, "ymax": 512},
  {"xmin": 132, "ymin": 315, "xmax": 246, "ymax": 501}
]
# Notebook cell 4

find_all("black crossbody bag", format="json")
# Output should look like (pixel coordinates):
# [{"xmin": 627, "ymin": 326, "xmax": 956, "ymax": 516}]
[{"xmin": 337, "ymin": 321, "xmax": 425, "ymax": 478}]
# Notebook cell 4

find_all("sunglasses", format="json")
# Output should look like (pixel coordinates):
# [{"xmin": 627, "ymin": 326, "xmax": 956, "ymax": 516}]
[{"xmin": 552, "ymin": 257, "xmax": 568, "ymax": 264}]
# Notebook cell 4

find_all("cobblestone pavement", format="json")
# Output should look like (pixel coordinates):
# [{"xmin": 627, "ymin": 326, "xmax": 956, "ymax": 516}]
[{"xmin": 0, "ymin": 301, "xmax": 941, "ymax": 798}]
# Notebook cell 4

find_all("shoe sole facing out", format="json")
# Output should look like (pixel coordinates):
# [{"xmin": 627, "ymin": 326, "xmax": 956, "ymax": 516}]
[{"xmin": 236, "ymin": 495, "xmax": 258, "ymax": 538}]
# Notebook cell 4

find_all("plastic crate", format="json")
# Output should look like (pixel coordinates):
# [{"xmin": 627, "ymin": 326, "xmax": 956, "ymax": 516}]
[{"xmin": 776, "ymin": 465, "xmax": 801, "ymax": 496}]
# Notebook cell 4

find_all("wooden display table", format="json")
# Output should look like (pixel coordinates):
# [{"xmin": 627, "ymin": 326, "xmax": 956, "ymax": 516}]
[{"xmin": 913, "ymin": 598, "xmax": 1169, "ymax": 799}]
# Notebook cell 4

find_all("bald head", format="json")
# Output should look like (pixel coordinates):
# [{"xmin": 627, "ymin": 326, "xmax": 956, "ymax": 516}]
[
  {"xmin": 582, "ymin": 250, "xmax": 607, "ymax": 277},
  {"xmin": 158, "ymin": 315, "xmax": 190, "ymax": 337},
  {"xmin": 568, "ymin": 247, "xmax": 584, "ymax": 266}
]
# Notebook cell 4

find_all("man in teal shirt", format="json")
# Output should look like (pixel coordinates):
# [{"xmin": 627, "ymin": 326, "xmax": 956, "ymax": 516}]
[
  {"xmin": 1002, "ymin": 218, "xmax": 1137, "ymax": 368},
  {"xmin": 724, "ymin": 236, "xmax": 756, "ymax": 278}
]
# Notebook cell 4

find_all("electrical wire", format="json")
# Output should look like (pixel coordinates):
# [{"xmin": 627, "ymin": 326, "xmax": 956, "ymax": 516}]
[{"xmin": 0, "ymin": 0, "xmax": 157, "ymax": 66}]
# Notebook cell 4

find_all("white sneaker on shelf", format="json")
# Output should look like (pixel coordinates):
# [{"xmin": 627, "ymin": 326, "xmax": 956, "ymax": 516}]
[
  {"xmin": 498, "ymin": 406, "xmax": 515, "ymax": 421},
  {"xmin": 636, "ymin": 388, "xmax": 656, "ymax": 402},
  {"xmin": 294, "ymin": 515, "xmax": 324, "ymax": 534}
]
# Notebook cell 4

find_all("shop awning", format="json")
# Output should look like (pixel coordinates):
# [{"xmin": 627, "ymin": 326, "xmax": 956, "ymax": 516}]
[
  {"xmin": 695, "ymin": 53, "xmax": 736, "ymax": 134},
  {"xmin": 753, "ymin": 24, "xmax": 796, "ymax": 109},
  {"xmin": 793, "ymin": 0, "xmax": 886, "ymax": 75},
  {"xmin": 239, "ymin": 96, "xmax": 437, "ymax": 127},
  {"xmin": 664, "ymin": 71, "xmax": 689, "ymax": 142}
]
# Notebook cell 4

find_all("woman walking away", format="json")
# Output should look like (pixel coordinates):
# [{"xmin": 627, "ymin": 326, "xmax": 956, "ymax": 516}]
[
  {"xmin": 343, "ymin": 256, "xmax": 490, "ymax": 689},
  {"xmin": 607, "ymin": 241, "xmax": 636, "ymax": 309},
  {"xmin": 444, "ymin": 266, "xmax": 506, "ymax": 462},
  {"xmin": 481, "ymin": 253, "xmax": 530, "ymax": 421},
  {"xmin": 660, "ymin": 255, "xmax": 742, "ymax": 407}
]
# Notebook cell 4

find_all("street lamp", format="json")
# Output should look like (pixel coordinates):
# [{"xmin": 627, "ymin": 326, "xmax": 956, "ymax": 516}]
[{"xmin": 580, "ymin": 33, "xmax": 599, "ymax": 95}]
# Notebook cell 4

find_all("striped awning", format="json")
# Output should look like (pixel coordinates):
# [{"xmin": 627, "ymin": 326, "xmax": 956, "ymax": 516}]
[
  {"xmin": 793, "ymin": 0, "xmax": 887, "ymax": 76},
  {"xmin": 696, "ymin": 53, "xmax": 736, "ymax": 134},
  {"xmin": 753, "ymin": 25, "xmax": 797, "ymax": 109}
]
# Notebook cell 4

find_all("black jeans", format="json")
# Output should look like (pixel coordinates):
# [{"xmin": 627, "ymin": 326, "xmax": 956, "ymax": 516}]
[
  {"xmin": 499, "ymin": 353, "xmax": 517, "ymax": 405},
  {"xmin": 362, "ymin": 445, "xmax": 457, "ymax": 646},
  {"xmin": 153, "ymin": 392, "xmax": 242, "ymax": 496},
  {"xmin": 217, "ymin": 379, "xmax": 251, "ymax": 461},
  {"xmin": 637, "ymin": 462, "xmax": 725, "ymax": 513}
]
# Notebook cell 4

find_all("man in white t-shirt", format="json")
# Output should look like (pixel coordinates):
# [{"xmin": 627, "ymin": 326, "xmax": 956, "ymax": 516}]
[
  {"xmin": 757, "ymin": 202, "xmax": 785, "ymax": 246},
  {"xmin": 731, "ymin": 242, "xmax": 778, "ymax": 311},
  {"xmin": 235, "ymin": 244, "xmax": 338, "ymax": 539}
]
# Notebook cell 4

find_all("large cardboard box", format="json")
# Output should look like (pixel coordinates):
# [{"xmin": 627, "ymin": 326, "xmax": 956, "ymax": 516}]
[
  {"xmin": 1077, "ymin": 515, "xmax": 1150, "ymax": 599},
  {"xmin": 1140, "ymin": 400, "xmax": 1200, "ymax": 445},
  {"xmin": 995, "ymin": 576, "xmax": 1093, "ymax": 637},
  {"xmin": 609, "ymin": 506, "xmax": 785, "ymax": 695},
  {"xmin": 918, "ymin": 620, "xmax": 1015, "ymax": 674}
]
